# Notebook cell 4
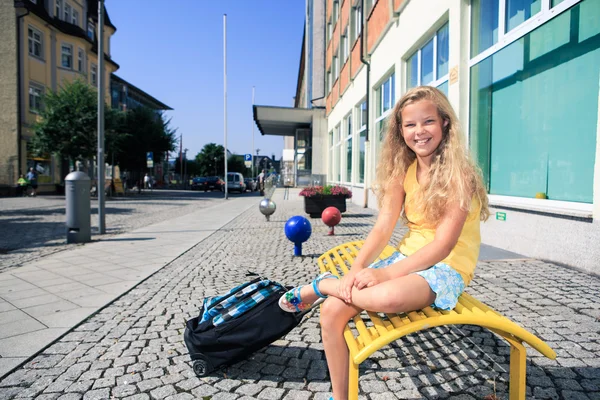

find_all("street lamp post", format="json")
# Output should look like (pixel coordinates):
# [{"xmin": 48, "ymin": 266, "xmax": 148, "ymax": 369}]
[{"xmin": 214, "ymin": 157, "xmax": 217, "ymax": 176}]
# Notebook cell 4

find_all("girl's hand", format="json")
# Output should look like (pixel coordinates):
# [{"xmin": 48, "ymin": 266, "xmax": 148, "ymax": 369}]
[
  {"xmin": 338, "ymin": 270, "xmax": 358, "ymax": 303},
  {"xmin": 354, "ymin": 268, "xmax": 390, "ymax": 290}
]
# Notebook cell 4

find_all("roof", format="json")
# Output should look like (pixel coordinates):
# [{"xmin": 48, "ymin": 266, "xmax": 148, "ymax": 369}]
[
  {"xmin": 253, "ymin": 105, "xmax": 321, "ymax": 136},
  {"xmin": 111, "ymin": 74, "xmax": 172, "ymax": 110}
]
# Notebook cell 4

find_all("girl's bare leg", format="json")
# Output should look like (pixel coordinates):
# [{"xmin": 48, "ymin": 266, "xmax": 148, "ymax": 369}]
[
  {"xmin": 319, "ymin": 297, "xmax": 361, "ymax": 400},
  {"xmin": 302, "ymin": 274, "xmax": 435, "ymax": 313}
]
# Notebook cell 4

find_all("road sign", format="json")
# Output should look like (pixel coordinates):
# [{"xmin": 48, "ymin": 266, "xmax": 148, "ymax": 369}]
[
  {"xmin": 496, "ymin": 212, "xmax": 506, "ymax": 221},
  {"xmin": 245, "ymin": 161, "xmax": 252, "ymax": 168},
  {"xmin": 146, "ymin": 152, "xmax": 154, "ymax": 168},
  {"xmin": 244, "ymin": 154, "xmax": 252, "ymax": 162}
]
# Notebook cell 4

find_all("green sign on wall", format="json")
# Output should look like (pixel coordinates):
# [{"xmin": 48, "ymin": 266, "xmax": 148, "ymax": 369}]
[{"xmin": 496, "ymin": 212, "xmax": 506, "ymax": 221}]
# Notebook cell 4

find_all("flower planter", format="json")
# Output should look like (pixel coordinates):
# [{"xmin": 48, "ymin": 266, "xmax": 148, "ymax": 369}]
[{"xmin": 303, "ymin": 195, "xmax": 347, "ymax": 218}]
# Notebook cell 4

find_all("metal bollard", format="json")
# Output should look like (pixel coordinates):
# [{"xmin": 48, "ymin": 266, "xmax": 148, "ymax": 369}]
[{"xmin": 65, "ymin": 171, "xmax": 91, "ymax": 243}]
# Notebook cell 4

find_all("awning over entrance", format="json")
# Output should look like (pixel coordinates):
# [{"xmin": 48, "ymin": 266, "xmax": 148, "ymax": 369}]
[{"xmin": 253, "ymin": 105, "xmax": 316, "ymax": 136}]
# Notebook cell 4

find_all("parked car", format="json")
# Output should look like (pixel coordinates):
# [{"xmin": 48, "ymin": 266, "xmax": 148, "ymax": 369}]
[
  {"xmin": 191, "ymin": 177, "xmax": 207, "ymax": 190},
  {"xmin": 205, "ymin": 176, "xmax": 224, "ymax": 191},
  {"xmin": 226, "ymin": 172, "xmax": 246, "ymax": 193},
  {"xmin": 244, "ymin": 177, "xmax": 257, "ymax": 192}
]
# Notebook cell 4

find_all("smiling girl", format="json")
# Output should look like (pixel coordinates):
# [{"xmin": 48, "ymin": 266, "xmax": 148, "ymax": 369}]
[{"xmin": 279, "ymin": 86, "xmax": 490, "ymax": 400}]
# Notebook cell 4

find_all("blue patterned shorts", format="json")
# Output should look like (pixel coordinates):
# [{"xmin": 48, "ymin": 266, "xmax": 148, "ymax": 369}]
[{"xmin": 369, "ymin": 251, "xmax": 465, "ymax": 310}]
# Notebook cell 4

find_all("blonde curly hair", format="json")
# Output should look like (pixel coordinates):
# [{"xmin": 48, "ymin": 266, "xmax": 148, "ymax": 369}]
[{"xmin": 374, "ymin": 86, "xmax": 489, "ymax": 225}]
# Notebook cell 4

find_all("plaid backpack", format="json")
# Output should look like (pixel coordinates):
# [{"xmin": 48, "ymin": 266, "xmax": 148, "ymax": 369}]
[{"xmin": 184, "ymin": 275, "xmax": 312, "ymax": 377}]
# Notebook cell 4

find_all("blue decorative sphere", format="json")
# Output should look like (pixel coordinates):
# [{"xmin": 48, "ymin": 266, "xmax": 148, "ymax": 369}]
[{"xmin": 284, "ymin": 216, "xmax": 312, "ymax": 244}]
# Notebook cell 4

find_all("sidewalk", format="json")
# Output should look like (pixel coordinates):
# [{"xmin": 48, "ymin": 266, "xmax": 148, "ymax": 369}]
[
  {"xmin": 0, "ymin": 196, "xmax": 256, "ymax": 378},
  {"xmin": 0, "ymin": 188, "xmax": 598, "ymax": 399}
]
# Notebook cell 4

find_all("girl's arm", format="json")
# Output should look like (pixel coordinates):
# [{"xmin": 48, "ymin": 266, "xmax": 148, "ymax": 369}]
[
  {"xmin": 384, "ymin": 202, "xmax": 469, "ymax": 279},
  {"xmin": 352, "ymin": 179, "xmax": 405, "ymax": 271},
  {"xmin": 338, "ymin": 179, "xmax": 405, "ymax": 301}
]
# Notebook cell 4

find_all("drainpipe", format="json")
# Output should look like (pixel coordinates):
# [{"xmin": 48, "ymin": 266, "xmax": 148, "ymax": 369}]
[
  {"xmin": 360, "ymin": 0, "xmax": 370, "ymax": 208},
  {"xmin": 16, "ymin": 7, "xmax": 30, "ymax": 180}
]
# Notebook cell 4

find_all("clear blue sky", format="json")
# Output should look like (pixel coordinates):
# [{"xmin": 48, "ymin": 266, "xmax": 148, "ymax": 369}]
[{"xmin": 106, "ymin": 0, "xmax": 305, "ymax": 161}]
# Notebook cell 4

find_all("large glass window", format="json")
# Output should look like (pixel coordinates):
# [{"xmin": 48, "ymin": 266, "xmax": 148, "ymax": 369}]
[
  {"xmin": 341, "ymin": 28, "xmax": 349, "ymax": 64},
  {"xmin": 351, "ymin": 5, "xmax": 362, "ymax": 43},
  {"xmin": 329, "ymin": 131, "xmax": 334, "ymax": 181},
  {"xmin": 406, "ymin": 23, "xmax": 449, "ymax": 94},
  {"xmin": 472, "ymin": 0, "xmax": 500, "ymax": 56},
  {"xmin": 91, "ymin": 63, "xmax": 97, "ymax": 86},
  {"xmin": 77, "ymin": 48, "xmax": 84, "ymax": 72},
  {"xmin": 375, "ymin": 73, "xmax": 395, "ymax": 142},
  {"xmin": 506, "ymin": 0, "xmax": 541, "ymax": 32},
  {"xmin": 335, "ymin": 124, "xmax": 341, "ymax": 182},
  {"xmin": 345, "ymin": 113, "xmax": 352, "ymax": 183},
  {"xmin": 470, "ymin": 0, "xmax": 599, "ymax": 203},
  {"xmin": 358, "ymin": 101, "xmax": 367, "ymax": 184}
]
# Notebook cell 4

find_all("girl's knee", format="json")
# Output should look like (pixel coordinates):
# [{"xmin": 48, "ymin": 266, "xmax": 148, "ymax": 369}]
[{"xmin": 320, "ymin": 297, "xmax": 351, "ymax": 331}]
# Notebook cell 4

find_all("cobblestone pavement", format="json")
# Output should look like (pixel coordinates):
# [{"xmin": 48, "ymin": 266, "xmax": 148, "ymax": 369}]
[
  {"xmin": 0, "ymin": 191, "xmax": 599, "ymax": 399},
  {"xmin": 0, "ymin": 190, "xmax": 253, "ymax": 272}
]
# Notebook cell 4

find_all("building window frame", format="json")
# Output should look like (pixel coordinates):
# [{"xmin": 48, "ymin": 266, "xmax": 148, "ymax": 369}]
[
  {"xmin": 406, "ymin": 22, "xmax": 449, "ymax": 91},
  {"xmin": 341, "ymin": 27, "xmax": 349, "ymax": 65},
  {"xmin": 334, "ymin": 124, "xmax": 342, "ymax": 182},
  {"xmin": 77, "ymin": 48, "xmax": 84, "ymax": 72},
  {"xmin": 356, "ymin": 100, "xmax": 367, "ymax": 184},
  {"xmin": 61, "ymin": 43, "xmax": 73, "ymax": 69},
  {"xmin": 332, "ymin": 49, "xmax": 339, "ymax": 83},
  {"xmin": 375, "ymin": 72, "xmax": 395, "ymax": 142},
  {"xmin": 469, "ymin": 0, "xmax": 583, "ymax": 65},
  {"xmin": 328, "ymin": 130, "xmax": 334, "ymax": 182},
  {"xmin": 91, "ymin": 63, "xmax": 97, "ymax": 86},
  {"xmin": 28, "ymin": 26, "xmax": 44, "ymax": 59},
  {"xmin": 344, "ymin": 112, "xmax": 353, "ymax": 184},
  {"xmin": 333, "ymin": 0, "xmax": 340, "ymax": 25},
  {"xmin": 351, "ymin": 5, "xmax": 362, "ymax": 44},
  {"xmin": 87, "ymin": 21, "xmax": 95, "ymax": 41},
  {"xmin": 55, "ymin": 0, "xmax": 62, "ymax": 19},
  {"xmin": 63, "ymin": 3, "xmax": 71, "ymax": 23},
  {"xmin": 29, "ymin": 83, "xmax": 44, "ymax": 114},
  {"xmin": 72, "ymin": 9, "xmax": 79, "ymax": 27}
]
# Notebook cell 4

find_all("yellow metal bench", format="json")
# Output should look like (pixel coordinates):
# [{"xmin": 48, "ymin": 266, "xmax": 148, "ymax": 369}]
[{"xmin": 317, "ymin": 241, "xmax": 556, "ymax": 400}]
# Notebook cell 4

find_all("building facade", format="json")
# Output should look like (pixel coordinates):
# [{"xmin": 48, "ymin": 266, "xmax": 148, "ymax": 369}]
[
  {"xmin": 321, "ymin": 0, "xmax": 600, "ymax": 274},
  {"xmin": 0, "ymin": 0, "xmax": 118, "ymax": 194}
]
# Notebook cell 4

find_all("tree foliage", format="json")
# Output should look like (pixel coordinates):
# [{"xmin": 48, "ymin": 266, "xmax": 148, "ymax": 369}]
[
  {"xmin": 113, "ymin": 107, "xmax": 176, "ymax": 172},
  {"xmin": 32, "ymin": 79, "xmax": 123, "ymax": 162},
  {"xmin": 193, "ymin": 143, "xmax": 250, "ymax": 177}
]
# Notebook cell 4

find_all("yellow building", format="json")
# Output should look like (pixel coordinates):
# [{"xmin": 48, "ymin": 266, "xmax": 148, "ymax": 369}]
[{"xmin": 0, "ymin": 0, "xmax": 118, "ymax": 195}]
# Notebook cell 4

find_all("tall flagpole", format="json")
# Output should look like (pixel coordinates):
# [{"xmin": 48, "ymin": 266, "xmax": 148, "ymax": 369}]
[
  {"xmin": 97, "ymin": 0, "xmax": 106, "ymax": 234},
  {"xmin": 251, "ymin": 86, "xmax": 255, "ymax": 179},
  {"xmin": 223, "ymin": 14, "xmax": 228, "ymax": 200}
]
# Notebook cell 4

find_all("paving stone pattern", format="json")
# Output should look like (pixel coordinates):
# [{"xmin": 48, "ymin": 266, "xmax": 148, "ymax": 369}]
[
  {"xmin": 0, "ymin": 194, "xmax": 599, "ymax": 399},
  {"xmin": 0, "ymin": 191, "xmax": 227, "ymax": 272}
]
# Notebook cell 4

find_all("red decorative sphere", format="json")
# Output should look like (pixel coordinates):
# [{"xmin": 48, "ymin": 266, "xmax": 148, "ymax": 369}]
[{"xmin": 321, "ymin": 207, "xmax": 342, "ymax": 228}]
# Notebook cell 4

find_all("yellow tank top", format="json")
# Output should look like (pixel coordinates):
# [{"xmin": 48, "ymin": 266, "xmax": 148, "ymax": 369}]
[{"xmin": 398, "ymin": 161, "xmax": 481, "ymax": 286}]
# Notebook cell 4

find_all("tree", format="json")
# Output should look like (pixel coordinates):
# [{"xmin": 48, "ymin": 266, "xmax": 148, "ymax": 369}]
[
  {"xmin": 195, "ymin": 143, "xmax": 225, "ymax": 176},
  {"xmin": 32, "ymin": 79, "xmax": 123, "ymax": 163},
  {"xmin": 113, "ymin": 107, "xmax": 176, "ymax": 172}
]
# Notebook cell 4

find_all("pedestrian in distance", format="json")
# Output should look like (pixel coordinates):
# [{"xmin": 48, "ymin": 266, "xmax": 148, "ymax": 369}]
[
  {"xmin": 144, "ymin": 173, "xmax": 150, "ymax": 190},
  {"xmin": 26, "ymin": 167, "xmax": 38, "ymax": 197},
  {"xmin": 16, "ymin": 174, "xmax": 29, "ymax": 197},
  {"xmin": 258, "ymin": 169, "xmax": 266, "ymax": 196},
  {"xmin": 278, "ymin": 86, "xmax": 490, "ymax": 400}
]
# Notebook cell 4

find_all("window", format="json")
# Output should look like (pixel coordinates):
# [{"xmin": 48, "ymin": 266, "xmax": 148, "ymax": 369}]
[
  {"xmin": 335, "ymin": 124, "xmax": 341, "ymax": 181},
  {"xmin": 64, "ymin": 3, "xmax": 71, "ymax": 22},
  {"xmin": 341, "ymin": 28, "xmax": 349, "ymax": 64},
  {"xmin": 61, "ymin": 44, "xmax": 72, "ymax": 69},
  {"xmin": 471, "ymin": 0, "xmax": 558, "ymax": 59},
  {"xmin": 332, "ymin": 50, "xmax": 339, "ymax": 82},
  {"xmin": 327, "ymin": 70, "xmax": 332, "ymax": 93},
  {"xmin": 55, "ymin": 0, "xmax": 62, "ymax": 19},
  {"xmin": 29, "ymin": 84, "xmax": 43, "ymax": 114},
  {"xmin": 407, "ymin": 23, "xmax": 449, "ymax": 94},
  {"xmin": 357, "ymin": 101, "xmax": 367, "ymax": 184},
  {"xmin": 365, "ymin": 0, "xmax": 374, "ymax": 16},
  {"xmin": 87, "ymin": 21, "xmax": 95, "ymax": 41},
  {"xmin": 351, "ymin": 5, "xmax": 362, "ymax": 43},
  {"xmin": 72, "ymin": 9, "xmax": 79, "ymax": 27},
  {"xmin": 329, "ymin": 131, "xmax": 334, "ymax": 181},
  {"xmin": 333, "ymin": 0, "xmax": 340, "ymax": 25},
  {"xmin": 375, "ymin": 73, "xmax": 395, "ymax": 142},
  {"xmin": 469, "ymin": 0, "xmax": 598, "ymax": 203},
  {"xmin": 91, "ymin": 63, "xmax": 97, "ymax": 86},
  {"xmin": 28, "ymin": 26, "xmax": 43, "ymax": 58},
  {"xmin": 344, "ymin": 113, "xmax": 352, "ymax": 183},
  {"xmin": 77, "ymin": 48, "xmax": 84, "ymax": 72}
]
